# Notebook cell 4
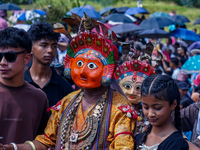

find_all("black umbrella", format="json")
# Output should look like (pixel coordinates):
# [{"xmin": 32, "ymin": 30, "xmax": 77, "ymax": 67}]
[
  {"xmin": 112, "ymin": 7, "xmax": 129, "ymax": 14},
  {"xmin": 138, "ymin": 28, "xmax": 170, "ymax": 39},
  {"xmin": 110, "ymin": 23, "xmax": 142, "ymax": 34},
  {"xmin": 170, "ymin": 15, "xmax": 190, "ymax": 24},
  {"xmin": 99, "ymin": 6, "xmax": 115, "ymax": 15},
  {"xmin": 100, "ymin": 14, "xmax": 136, "ymax": 24},
  {"xmin": 193, "ymin": 18, "xmax": 200, "ymax": 25},
  {"xmin": 139, "ymin": 17, "xmax": 174, "ymax": 30},
  {"xmin": 0, "ymin": 3, "xmax": 21, "ymax": 10}
]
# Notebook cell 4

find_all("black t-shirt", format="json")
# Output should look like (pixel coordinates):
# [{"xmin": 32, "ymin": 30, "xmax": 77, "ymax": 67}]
[
  {"xmin": 135, "ymin": 131, "xmax": 189, "ymax": 150},
  {"xmin": 24, "ymin": 67, "xmax": 74, "ymax": 107}
]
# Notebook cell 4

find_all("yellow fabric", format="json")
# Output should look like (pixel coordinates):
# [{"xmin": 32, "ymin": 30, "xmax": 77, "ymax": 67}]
[{"xmin": 35, "ymin": 89, "xmax": 135, "ymax": 149}]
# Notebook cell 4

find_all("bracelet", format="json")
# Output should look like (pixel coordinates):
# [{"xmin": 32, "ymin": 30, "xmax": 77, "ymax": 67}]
[
  {"xmin": 10, "ymin": 142, "xmax": 18, "ymax": 150},
  {"xmin": 25, "ymin": 141, "xmax": 36, "ymax": 150}
]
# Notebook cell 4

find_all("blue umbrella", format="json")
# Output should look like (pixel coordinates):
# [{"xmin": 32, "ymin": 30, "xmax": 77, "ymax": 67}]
[
  {"xmin": 182, "ymin": 55, "xmax": 200, "ymax": 74},
  {"xmin": 110, "ymin": 23, "xmax": 142, "ymax": 34},
  {"xmin": 139, "ymin": 17, "xmax": 174, "ymax": 30},
  {"xmin": 169, "ymin": 28, "xmax": 200, "ymax": 41},
  {"xmin": 150, "ymin": 12, "xmax": 170, "ymax": 18},
  {"xmin": 0, "ymin": 3, "xmax": 21, "ymax": 10},
  {"xmin": 99, "ymin": 6, "xmax": 115, "ymax": 15},
  {"xmin": 188, "ymin": 41, "xmax": 200, "ymax": 51},
  {"xmin": 170, "ymin": 15, "xmax": 190, "ymax": 24},
  {"xmin": 124, "ymin": 7, "xmax": 149, "ymax": 15},
  {"xmin": 100, "ymin": 14, "xmax": 136, "ymax": 24},
  {"xmin": 193, "ymin": 18, "xmax": 200, "ymax": 25},
  {"xmin": 138, "ymin": 28, "xmax": 169, "ymax": 39},
  {"xmin": 66, "ymin": 7, "xmax": 101, "ymax": 19},
  {"xmin": 18, "ymin": 10, "xmax": 47, "ymax": 21},
  {"xmin": 113, "ymin": 7, "xmax": 129, "ymax": 13}
]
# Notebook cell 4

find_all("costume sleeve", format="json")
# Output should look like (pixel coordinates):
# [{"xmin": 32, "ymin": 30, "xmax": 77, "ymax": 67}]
[
  {"xmin": 107, "ymin": 92, "xmax": 135, "ymax": 150},
  {"xmin": 181, "ymin": 101, "xmax": 200, "ymax": 132},
  {"xmin": 35, "ymin": 90, "xmax": 81, "ymax": 148}
]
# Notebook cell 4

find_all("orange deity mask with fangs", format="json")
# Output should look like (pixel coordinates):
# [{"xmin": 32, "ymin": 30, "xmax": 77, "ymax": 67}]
[{"xmin": 114, "ymin": 60, "xmax": 155, "ymax": 104}]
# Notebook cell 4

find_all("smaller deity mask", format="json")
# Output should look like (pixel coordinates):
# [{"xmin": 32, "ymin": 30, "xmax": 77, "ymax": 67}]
[{"xmin": 114, "ymin": 60, "xmax": 155, "ymax": 104}]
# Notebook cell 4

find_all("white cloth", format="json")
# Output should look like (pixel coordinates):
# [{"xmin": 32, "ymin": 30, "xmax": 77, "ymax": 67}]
[
  {"xmin": 172, "ymin": 68, "xmax": 181, "ymax": 80},
  {"xmin": 139, "ymin": 143, "xmax": 159, "ymax": 150}
]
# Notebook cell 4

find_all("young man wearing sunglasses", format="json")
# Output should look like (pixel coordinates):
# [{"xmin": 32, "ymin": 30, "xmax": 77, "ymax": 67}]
[
  {"xmin": 24, "ymin": 21, "xmax": 74, "ymax": 107},
  {"xmin": 0, "ymin": 27, "xmax": 49, "ymax": 145}
]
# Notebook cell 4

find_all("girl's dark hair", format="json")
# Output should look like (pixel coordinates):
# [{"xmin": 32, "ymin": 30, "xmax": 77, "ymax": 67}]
[{"xmin": 136, "ymin": 74, "xmax": 181, "ymax": 147}]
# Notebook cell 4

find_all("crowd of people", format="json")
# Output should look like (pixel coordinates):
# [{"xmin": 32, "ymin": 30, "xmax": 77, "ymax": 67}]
[{"xmin": 0, "ymin": 6, "xmax": 200, "ymax": 150}]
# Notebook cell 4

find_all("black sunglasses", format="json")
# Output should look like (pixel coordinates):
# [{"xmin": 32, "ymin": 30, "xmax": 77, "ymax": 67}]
[{"xmin": 0, "ymin": 50, "xmax": 27, "ymax": 63}]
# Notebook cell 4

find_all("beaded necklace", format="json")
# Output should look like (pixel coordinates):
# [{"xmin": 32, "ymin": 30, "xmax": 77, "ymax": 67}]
[{"xmin": 60, "ymin": 90, "xmax": 108, "ymax": 150}]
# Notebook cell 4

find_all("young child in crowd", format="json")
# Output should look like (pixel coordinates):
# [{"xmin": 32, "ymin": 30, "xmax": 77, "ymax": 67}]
[{"xmin": 135, "ymin": 75, "xmax": 197, "ymax": 150}]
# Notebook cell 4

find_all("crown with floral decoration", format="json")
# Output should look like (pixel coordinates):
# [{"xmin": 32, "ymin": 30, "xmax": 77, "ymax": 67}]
[{"xmin": 114, "ymin": 60, "xmax": 156, "ymax": 83}]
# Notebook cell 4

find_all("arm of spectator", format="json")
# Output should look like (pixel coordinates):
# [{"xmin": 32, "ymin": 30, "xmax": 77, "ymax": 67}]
[
  {"xmin": 180, "ymin": 101, "xmax": 200, "ymax": 132},
  {"xmin": 162, "ymin": 59, "xmax": 171, "ymax": 72}
]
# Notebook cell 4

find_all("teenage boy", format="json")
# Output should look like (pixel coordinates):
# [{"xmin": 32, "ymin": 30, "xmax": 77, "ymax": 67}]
[
  {"xmin": 0, "ymin": 27, "xmax": 49, "ymax": 144},
  {"xmin": 24, "ymin": 21, "xmax": 74, "ymax": 107}
]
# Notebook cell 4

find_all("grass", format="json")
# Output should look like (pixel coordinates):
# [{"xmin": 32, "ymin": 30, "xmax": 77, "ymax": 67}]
[{"xmin": 18, "ymin": 0, "xmax": 200, "ymax": 32}]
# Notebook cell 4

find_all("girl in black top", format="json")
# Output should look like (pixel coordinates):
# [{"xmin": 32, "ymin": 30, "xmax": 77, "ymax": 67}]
[{"xmin": 135, "ymin": 75, "xmax": 189, "ymax": 150}]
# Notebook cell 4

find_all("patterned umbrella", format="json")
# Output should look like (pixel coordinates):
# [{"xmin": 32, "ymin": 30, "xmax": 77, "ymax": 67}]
[{"xmin": 182, "ymin": 55, "xmax": 200, "ymax": 74}]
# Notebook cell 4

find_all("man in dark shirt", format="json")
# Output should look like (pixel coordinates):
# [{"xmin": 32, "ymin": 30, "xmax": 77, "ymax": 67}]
[
  {"xmin": 24, "ymin": 21, "xmax": 74, "ymax": 107},
  {"xmin": 0, "ymin": 27, "xmax": 49, "ymax": 145}
]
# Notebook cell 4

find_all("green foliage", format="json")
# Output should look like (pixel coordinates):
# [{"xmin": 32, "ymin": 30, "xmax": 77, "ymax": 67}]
[{"xmin": 1, "ymin": 0, "xmax": 36, "ymax": 5}]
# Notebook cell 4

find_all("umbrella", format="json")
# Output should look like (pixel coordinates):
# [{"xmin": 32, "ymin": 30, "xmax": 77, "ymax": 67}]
[
  {"xmin": 138, "ymin": 28, "xmax": 170, "ymax": 39},
  {"xmin": 112, "ymin": 7, "xmax": 129, "ymax": 13},
  {"xmin": 124, "ymin": 7, "xmax": 149, "ymax": 15},
  {"xmin": 0, "ymin": 3, "xmax": 21, "ymax": 10},
  {"xmin": 100, "ymin": 14, "xmax": 136, "ymax": 24},
  {"xmin": 139, "ymin": 17, "xmax": 174, "ymax": 30},
  {"xmin": 193, "ymin": 18, "xmax": 200, "ymax": 25},
  {"xmin": 170, "ymin": 15, "xmax": 190, "ymax": 24},
  {"xmin": 150, "ymin": 12, "xmax": 170, "ymax": 17},
  {"xmin": 66, "ymin": 7, "xmax": 101, "ymax": 19},
  {"xmin": 80, "ymin": 5, "xmax": 95, "ymax": 10},
  {"xmin": 99, "ymin": 6, "xmax": 115, "ymax": 15},
  {"xmin": 18, "ymin": 10, "xmax": 47, "ymax": 21},
  {"xmin": 188, "ymin": 41, "xmax": 200, "ymax": 51},
  {"xmin": 169, "ymin": 28, "xmax": 200, "ymax": 41},
  {"xmin": 13, "ymin": 24, "xmax": 31, "ymax": 31},
  {"xmin": 110, "ymin": 23, "xmax": 142, "ymax": 34},
  {"xmin": 182, "ymin": 55, "xmax": 200, "ymax": 74}
]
